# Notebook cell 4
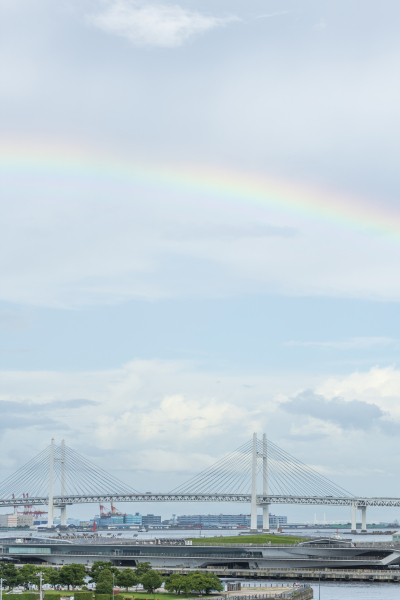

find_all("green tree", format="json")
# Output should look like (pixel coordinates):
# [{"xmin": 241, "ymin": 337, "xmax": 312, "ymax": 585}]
[
  {"xmin": 134, "ymin": 562, "xmax": 152, "ymax": 582},
  {"xmin": 59, "ymin": 563, "xmax": 87, "ymax": 590},
  {"xmin": 117, "ymin": 568, "xmax": 138, "ymax": 591},
  {"xmin": 19, "ymin": 564, "xmax": 41, "ymax": 588},
  {"xmin": 187, "ymin": 572, "xmax": 204, "ymax": 594},
  {"xmin": 164, "ymin": 574, "xmax": 185, "ymax": 595},
  {"xmin": 181, "ymin": 572, "xmax": 223, "ymax": 595},
  {"xmin": 95, "ymin": 569, "xmax": 113, "ymax": 595},
  {"xmin": 90, "ymin": 562, "xmax": 119, "ymax": 584},
  {"xmin": 0, "ymin": 563, "xmax": 21, "ymax": 589},
  {"xmin": 201, "ymin": 573, "xmax": 223, "ymax": 594},
  {"xmin": 141, "ymin": 571, "xmax": 162, "ymax": 594},
  {"xmin": 180, "ymin": 575, "xmax": 193, "ymax": 596},
  {"xmin": 46, "ymin": 568, "xmax": 61, "ymax": 589}
]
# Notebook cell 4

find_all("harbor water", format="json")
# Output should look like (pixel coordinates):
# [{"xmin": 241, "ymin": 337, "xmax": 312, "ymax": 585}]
[{"xmin": 240, "ymin": 579, "xmax": 399, "ymax": 599}]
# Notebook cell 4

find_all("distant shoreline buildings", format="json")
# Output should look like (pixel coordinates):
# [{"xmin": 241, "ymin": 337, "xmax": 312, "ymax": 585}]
[
  {"xmin": 0, "ymin": 507, "xmax": 287, "ymax": 530},
  {"xmin": 175, "ymin": 514, "xmax": 288, "ymax": 528}
]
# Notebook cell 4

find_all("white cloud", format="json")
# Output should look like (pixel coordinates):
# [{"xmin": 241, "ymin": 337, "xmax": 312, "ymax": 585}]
[
  {"xmin": 317, "ymin": 365, "xmax": 400, "ymax": 419},
  {"xmin": 88, "ymin": 1, "xmax": 238, "ymax": 48},
  {"xmin": 0, "ymin": 359, "xmax": 270, "ymax": 482},
  {"xmin": 1, "ymin": 360, "xmax": 400, "ymax": 497},
  {"xmin": 255, "ymin": 12, "xmax": 291, "ymax": 20}
]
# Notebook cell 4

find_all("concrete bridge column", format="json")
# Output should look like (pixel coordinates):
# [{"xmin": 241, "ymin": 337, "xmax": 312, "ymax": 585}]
[
  {"xmin": 60, "ymin": 506, "xmax": 67, "ymax": 527},
  {"xmin": 351, "ymin": 502, "xmax": 357, "ymax": 533},
  {"xmin": 47, "ymin": 438, "xmax": 55, "ymax": 528},
  {"xmin": 60, "ymin": 439, "xmax": 67, "ymax": 526},
  {"xmin": 262, "ymin": 433, "xmax": 270, "ymax": 532},
  {"xmin": 361, "ymin": 506, "xmax": 367, "ymax": 533}
]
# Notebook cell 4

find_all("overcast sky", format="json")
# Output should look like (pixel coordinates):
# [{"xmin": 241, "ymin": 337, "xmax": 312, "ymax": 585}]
[{"xmin": 1, "ymin": 0, "xmax": 400, "ymax": 523}]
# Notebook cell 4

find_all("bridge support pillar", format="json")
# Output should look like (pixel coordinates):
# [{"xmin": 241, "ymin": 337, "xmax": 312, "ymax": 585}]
[
  {"xmin": 351, "ymin": 502, "xmax": 357, "ymax": 533},
  {"xmin": 250, "ymin": 432, "xmax": 258, "ymax": 532},
  {"xmin": 361, "ymin": 506, "xmax": 367, "ymax": 532},
  {"xmin": 47, "ymin": 438, "xmax": 55, "ymax": 528},
  {"xmin": 60, "ymin": 439, "xmax": 67, "ymax": 526},
  {"xmin": 262, "ymin": 433, "xmax": 269, "ymax": 532},
  {"xmin": 60, "ymin": 506, "xmax": 67, "ymax": 527}
]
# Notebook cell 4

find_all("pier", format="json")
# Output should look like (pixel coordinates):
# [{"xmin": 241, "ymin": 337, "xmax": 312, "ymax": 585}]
[{"xmin": 159, "ymin": 566, "xmax": 400, "ymax": 583}]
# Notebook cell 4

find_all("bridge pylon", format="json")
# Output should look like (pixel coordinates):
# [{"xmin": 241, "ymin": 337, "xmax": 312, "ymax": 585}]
[
  {"xmin": 250, "ymin": 432, "xmax": 270, "ymax": 532},
  {"xmin": 48, "ymin": 438, "xmax": 55, "ymax": 527},
  {"xmin": 250, "ymin": 432, "xmax": 258, "ymax": 532},
  {"xmin": 262, "ymin": 433, "xmax": 270, "ymax": 532}
]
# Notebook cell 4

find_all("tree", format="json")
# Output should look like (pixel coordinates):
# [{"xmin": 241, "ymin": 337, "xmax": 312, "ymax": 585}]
[
  {"xmin": 0, "ymin": 563, "xmax": 21, "ymax": 589},
  {"xmin": 181, "ymin": 572, "xmax": 223, "ymax": 595},
  {"xmin": 19, "ymin": 564, "xmax": 40, "ymax": 588},
  {"xmin": 187, "ymin": 572, "xmax": 204, "ymax": 594},
  {"xmin": 117, "ymin": 568, "xmax": 138, "ymax": 591},
  {"xmin": 90, "ymin": 561, "xmax": 119, "ymax": 584},
  {"xmin": 180, "ymin": 575, "xmax": 194, "ymax": 596},
  {"xmin": 201, "ymin": 573, "xmax": 223, "ymax": 594},
  {"xmin": 164, "ymin": 574, "xmax": 185, "ymax": 595},
  {"xmin": 59, "ymin": 563, "xmax": 87, "ymax": 590},
  {"xmin": 95, "ymin": 569, "xmax": 113, "ymax": 595},
  {"xmin": 141, "ymin": 571, "xmax": 162, "ymax": 594},
  {"xmin": 46, "ymin": 568, "xmax": 61, "ymax": 589},
  {"xmin": 134, "ymin": 562, "xmax": 152, "ymax": 582}
]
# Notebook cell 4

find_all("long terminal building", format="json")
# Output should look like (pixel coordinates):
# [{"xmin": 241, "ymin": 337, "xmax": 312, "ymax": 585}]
[{"xmin": 1, "ymin": 536, "xmax": 400, "ymax": 570}]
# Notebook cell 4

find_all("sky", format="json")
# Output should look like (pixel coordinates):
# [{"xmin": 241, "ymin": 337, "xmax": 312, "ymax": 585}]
[{"xmin": 1, "ymin": 0, "xmax": 400, "ymax": 524}]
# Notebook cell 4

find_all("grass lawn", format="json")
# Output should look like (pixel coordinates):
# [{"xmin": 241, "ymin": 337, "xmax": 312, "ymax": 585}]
[{"xmin": 189, "ymin": 534, "xmax": 306, "ymax": 545}]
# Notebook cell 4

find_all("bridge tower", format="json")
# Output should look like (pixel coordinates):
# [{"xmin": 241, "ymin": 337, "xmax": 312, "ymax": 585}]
[
  {"xmin": 262, "ymin": 433, "xmax": 270, "ymax": 532},
  {"xmin": 60, "ymin": 439, "xmax": 67, "ymax": 526},
  {"xmin": 47, "ymin": 438, "xmax": 68, "ymax": 528},
  {"xmin": 250, "ymin": 432, "xmax": 258, "ymax": 532},
  {"xmin": 47, "ymin": 438, "xmax": 55, "ymax": 527},
  {"xmin": 250, "ymin": 432, "xmax": 270, "ymax": 532}
]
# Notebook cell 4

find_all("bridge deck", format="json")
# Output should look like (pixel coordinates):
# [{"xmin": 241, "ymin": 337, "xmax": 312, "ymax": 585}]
[{"xmin": 1, "ymin": 493, "xmax": 400, "ymax": 507}]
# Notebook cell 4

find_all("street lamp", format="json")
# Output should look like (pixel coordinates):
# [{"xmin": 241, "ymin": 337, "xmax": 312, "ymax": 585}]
[
  {"xmin": 318, "ymin": 572, "xmax": 321, "ymax": 600},
  {"xmin": 1, "ymin": 577, "xmax": 4, "ymax": 600},
  {"xmin": 38, "ymin": 572, "xmax": 43, "ymax": 600},
  {"xmin": 112, "ymin": 572, "xmax": 114, "ymax": 600}
]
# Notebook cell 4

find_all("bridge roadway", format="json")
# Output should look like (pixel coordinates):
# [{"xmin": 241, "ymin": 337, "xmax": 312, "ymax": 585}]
[{"xmin": 2, "ymin": 493, "xmax": 400, "ymax": 508}]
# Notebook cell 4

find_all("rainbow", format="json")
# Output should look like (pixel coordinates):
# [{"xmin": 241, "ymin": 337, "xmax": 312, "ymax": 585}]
[{"xmin": 1, "ymin": 138, "xmax": 399, "ymax": 238}]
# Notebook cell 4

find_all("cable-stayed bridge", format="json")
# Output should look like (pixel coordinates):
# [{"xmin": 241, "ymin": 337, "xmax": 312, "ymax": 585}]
[{"xmin": 0, "ymin": 434, "xmax": 399, "ymax": 533}]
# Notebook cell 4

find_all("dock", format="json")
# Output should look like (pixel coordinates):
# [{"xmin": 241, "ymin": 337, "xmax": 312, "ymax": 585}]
[{"xmin": 160, "ymin": 566, "xmax": 400, "ymax": 583}]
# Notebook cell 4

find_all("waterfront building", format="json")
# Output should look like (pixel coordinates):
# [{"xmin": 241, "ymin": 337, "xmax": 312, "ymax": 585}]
[
  {"xmin": 0, "ymin": 513, "xmax": 33, "ymax": 527},
  {"xmin": 142, "ymin": 514, "xmax": 161, "ymax": 527},
  {"xmin": 94, "ymin": 512, "xmax": 142, "ymax": 527},
  {"xmin": 0, "ymin": 535, "xmax": 398, "ymax": 570},
  {"xmin": 124, "ymin": 513, "xmax": 142, "ymax": 525},
  {"xmin": 16, "ymin": 514, "xmax": 34, "ymax": 527},
  {"xmin": 176, "ymin": 513, "xmax": 287, "ymax": 528},
  {"xmin": 0, "ymin": 513, "xmax": 18, "ymax": 527}
]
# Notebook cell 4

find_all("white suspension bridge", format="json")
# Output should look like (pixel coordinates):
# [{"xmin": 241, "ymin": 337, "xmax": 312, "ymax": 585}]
[{"xmin": 0, "ymin": 433, "xmax": 399, "ymax": 534}]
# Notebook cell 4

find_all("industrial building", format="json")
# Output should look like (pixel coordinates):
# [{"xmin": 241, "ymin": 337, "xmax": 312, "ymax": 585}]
[
  {"xmin": 142, "ymin": 514, "xmax": 161, "ymax": 527},
  {"xmin": 176, "ymin": 513, "xmax": 287, "ymax": 528},
  {"xmin": 93, "ymin": 503, "xmax": 143, "ymax": 528},
  {"xmin": 0, "ymin": 513, "xmax": 34, "ymax": 527},
  {"xmin": 94, "ymin": 513, "xmax": 142, "ymax": 527}
]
